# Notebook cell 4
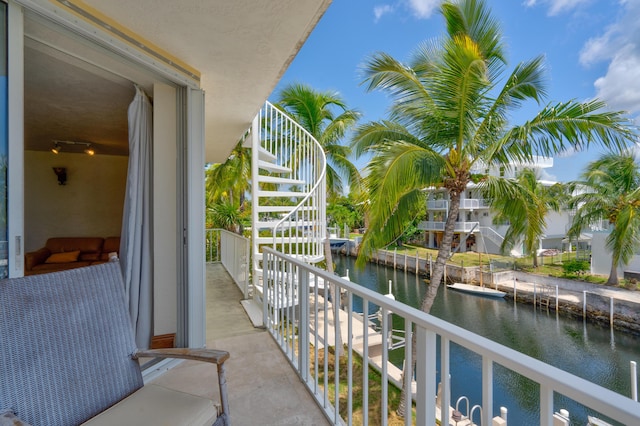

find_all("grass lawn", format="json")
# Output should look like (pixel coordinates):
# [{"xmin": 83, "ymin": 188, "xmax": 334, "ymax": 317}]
[
  {"xmin": 312, "ymin": 346, "xmax": 419, "ymax": 425},
  {"xmin": 374, "ymin": 243, "xmax": 632, "ymax": 287}
]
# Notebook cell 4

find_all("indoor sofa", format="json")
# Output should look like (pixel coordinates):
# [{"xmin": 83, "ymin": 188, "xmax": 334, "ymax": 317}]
[{"xmin": 25, "ymin": 236, "xmax": 121, "ymax": 275}]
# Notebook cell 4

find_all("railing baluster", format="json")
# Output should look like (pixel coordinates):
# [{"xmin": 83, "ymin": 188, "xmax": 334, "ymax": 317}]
[
  {"xmin": 347, "ymin": 291, "xmax": 353, "ymax": 426},
  {"xmin": 381, "ymin": 307, "xmax": 389, "ymax": 426},
  {"xmin": 255, "ymin": 247, "xmax": 640, "ymax": 426},
  {"xmin": 540, "ymin": 384, "xmax": 553, "ymax": 426},
  {"xmin": 483, "ymin": 356, "xmax": 493, "ymax": 426},
  {"xmin": 299, "ymin": 268, "xmax": 309, "ymax": 382},
  {"xmin": 440, "ymin": 337, "xmax": 450, "ymax": 426},
  {"xmin": 363, "ymin": 299, "xmax": 369, "ymax": 426}
]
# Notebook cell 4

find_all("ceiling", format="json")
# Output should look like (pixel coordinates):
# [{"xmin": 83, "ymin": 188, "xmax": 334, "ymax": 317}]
[{"xmin": 23, "ymin": 0, "xmax": 331, "ymax": 162}]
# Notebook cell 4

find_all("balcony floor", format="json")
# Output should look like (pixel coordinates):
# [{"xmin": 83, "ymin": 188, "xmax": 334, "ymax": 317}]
[{"xmin": 148, "ymin": 263, "xmax": 330, "ymax": 425}]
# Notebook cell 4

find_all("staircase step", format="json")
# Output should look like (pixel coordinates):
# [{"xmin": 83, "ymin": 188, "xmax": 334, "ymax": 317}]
[
  {"xmin": 257, "ymin": 190, "xmax": 307, "ymax": 198},
  {"xmin": 257, "ymin": 147, "xmax": 277, "ymax": 163},
  {"xmin": 258, "ymin": 175, "xmax": 306, "ymax": 186},
  {"xmin": 254, "ymin": 236, "xmax": 321, "ymax": 245},
  {"xmin": 255, "ymin": 220, "xmax": 316, "ymax": 230},
  {"xmin": 255, "ymin": 205, "xmax": 317, "ymax": 213},
  {"xmin": 253, "ymin": 251, "xmax": 325, "ymax": 264},
  {"xmin": 258, "ymin": 160, "xmax": 291, "ymax": 174}
]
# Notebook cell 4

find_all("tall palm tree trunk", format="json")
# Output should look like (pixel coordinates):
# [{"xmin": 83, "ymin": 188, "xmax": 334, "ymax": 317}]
[
  {"xmin": 397, "ymin": 191, "xmax": 462, "ymax": 417},
  {"xmin": 324, "ymin": 235, "xmax": 343, "ymax": 357},
  {"xmin": 607, "ymin": 260, "xmax": 619, "ymax": 286}
]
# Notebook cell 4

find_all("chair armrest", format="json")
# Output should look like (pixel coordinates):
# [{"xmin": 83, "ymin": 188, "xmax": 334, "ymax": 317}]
[
  {"xmin": 133, "ymin": 348, "xmax": 229, "ymax": 365},
  {"xmin": 134, "ymin": 347, "xmax": 231, "ymax": 420},
  {"xmin": 25, "ymin": 248, "xmax": 51, "ymax": 270}
]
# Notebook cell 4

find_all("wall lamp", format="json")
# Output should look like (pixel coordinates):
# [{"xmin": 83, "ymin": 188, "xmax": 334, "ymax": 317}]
[
  {"xmin": 53, "ymin": 167, "xmax": 67, "ymax": 185},
  {"xmin": 51, "ymin": 140, "xmax": 96, "ymax": 156}
]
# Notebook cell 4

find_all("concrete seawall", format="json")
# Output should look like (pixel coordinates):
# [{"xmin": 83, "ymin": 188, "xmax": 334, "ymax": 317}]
[{"xmin": 336, "ymin": 243, "xmax": 640, "ymax": 335}]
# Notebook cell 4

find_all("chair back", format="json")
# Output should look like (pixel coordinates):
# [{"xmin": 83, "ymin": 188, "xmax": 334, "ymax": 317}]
[{"xmin": 0, "ymin": 262, "xmax": 143, "ymax": 425}]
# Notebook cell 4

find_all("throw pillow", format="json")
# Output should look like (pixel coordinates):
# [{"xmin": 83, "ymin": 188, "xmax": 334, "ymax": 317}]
[{"xmin": 45, "ymin": 250, "xmax": 81, "ymax": 264}]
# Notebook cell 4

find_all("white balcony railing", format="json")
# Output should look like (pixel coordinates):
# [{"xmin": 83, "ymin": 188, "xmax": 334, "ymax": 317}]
[
  {"xmin": 427, "ymin": 199, "xmax": 490, "ymax": 211},
  {"xmin": 459, "ymin": 198, "xmax": 491, "ymax": 210},
  {"xmin": 261, "ymin": 246, "xmax": 640, "ymax": 426},
  {"xmin": 418, "ymin": 221, "xmax": 479, "ymax": 232},
  {"xmin": 427, "ymin": 200, "xmax": 448, "ymax": 210},
  {"xmin": 206, "ymin": 229, "xmax": 251, "ymax": 299}
]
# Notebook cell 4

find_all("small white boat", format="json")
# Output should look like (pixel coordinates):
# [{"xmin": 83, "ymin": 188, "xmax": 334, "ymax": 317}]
[{"xmin": 447, "ymin": 282, "xmax": 506, "ymax": 298}]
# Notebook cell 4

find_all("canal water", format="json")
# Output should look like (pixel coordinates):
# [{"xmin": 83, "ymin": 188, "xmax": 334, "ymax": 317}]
[{"xmin": 333, "ymin": 254, "xmax": 640, "ymax": 426}]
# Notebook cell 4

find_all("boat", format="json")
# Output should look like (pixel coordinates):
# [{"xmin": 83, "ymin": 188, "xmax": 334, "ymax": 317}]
[
  {"xmin": 447, "ymin": 237, "xmax": 506, "ymax": 298},
  {"xmin": 447, "ymin": 282, "xmax": 506, "ymax": 298}
]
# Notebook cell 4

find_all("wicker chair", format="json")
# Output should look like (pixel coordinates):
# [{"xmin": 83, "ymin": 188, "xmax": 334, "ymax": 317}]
[{"xmin": 0, "ymin": 261, "xmax": 230, "ymax": 426}]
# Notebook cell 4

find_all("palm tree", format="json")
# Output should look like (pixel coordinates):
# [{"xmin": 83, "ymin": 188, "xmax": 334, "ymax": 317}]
[
  {"xmin": 568, "ymin": 152, "xmax": 640, "ymax": 285},
  {"xmin": 353, "ymin": 0, "xmax": 635, "ymax": 316},
  {"xmin": 275, "ymin": 83, "xmax": 362, "ymax": 197},
  {"xmin": 483, "ymin": 168, "xmax": 565, "ymax": 267},
  {"xmin": 205, "ymin": 140, "xmax": 252, "ymax": 234},
  {"xmin": 352, "ymin": 1, "xmax": 636, "ymax": 415}
]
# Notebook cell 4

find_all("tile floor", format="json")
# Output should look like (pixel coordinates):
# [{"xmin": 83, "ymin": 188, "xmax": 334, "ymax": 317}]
[{"xmin": 148, "ymin": 263, "xmax": 330, "ymax": 426}]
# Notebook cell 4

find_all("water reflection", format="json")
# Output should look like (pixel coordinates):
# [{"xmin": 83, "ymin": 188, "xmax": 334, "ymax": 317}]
[{"xmin": 333, "ymin": 254, "xmax": 640, "ymax": 425}]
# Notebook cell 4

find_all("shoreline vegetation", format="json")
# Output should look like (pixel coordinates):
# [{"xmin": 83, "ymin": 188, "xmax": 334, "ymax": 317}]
[
  {"xmin": 337, "ymin": 240, "xmax": 640, "ymax": 335},
  {"xmin": 352, "ymin": 238, "xmax": 638, "ymax": 289}
]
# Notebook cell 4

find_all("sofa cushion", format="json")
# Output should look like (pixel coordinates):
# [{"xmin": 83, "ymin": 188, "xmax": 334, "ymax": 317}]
[
  {"xmin": 100, "ymin": 237, "xmax": 121, "ymax": 261},
  {"xmin": 45, "ymin": 250, "xmax": 80, "ymax": 264},
  {"xmin": 79, "ymin": 252, "xmax": 101, "ymax": 261},
  {"xmin": 45, "ymin": 237, "xmax": 104, "ymax": 255}
]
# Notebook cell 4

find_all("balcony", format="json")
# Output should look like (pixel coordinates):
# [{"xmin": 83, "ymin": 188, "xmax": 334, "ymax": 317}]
[
  {"xmin": 460, "ymin": 198, "xmax": 491, "ymax": 210},
  {"xmin": 427, "ymin": 199, "xmax": 449, "ymax": 210},
  {"xmin": 418, "ymin": 220, "xmax": 480, "ymax": 232},
  {"xmin": 184, "ymin": 232, "xmax": 640, "ymax": 425},
  {"xmin": 427, "ymin": 199, "xmax": 490, "ymax": 212},
  {"xmin": 148, "ymin": 261, "xmax": 330, "ymax": 425}
]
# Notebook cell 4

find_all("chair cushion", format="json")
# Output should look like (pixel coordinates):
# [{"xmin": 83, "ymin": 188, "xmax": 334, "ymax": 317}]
[{"xmin": 80, "ymin": 384, "xmax": 218, "ymax": 426}]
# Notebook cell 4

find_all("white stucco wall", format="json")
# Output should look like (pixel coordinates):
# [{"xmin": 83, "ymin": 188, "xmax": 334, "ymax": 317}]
[
  {"xmin": 24, "ymin": 150, "xmax": 127, "ymax": 252},
  {"xmin": 591, "ymin": 231, "xmax": 640, "ymax": 277}
]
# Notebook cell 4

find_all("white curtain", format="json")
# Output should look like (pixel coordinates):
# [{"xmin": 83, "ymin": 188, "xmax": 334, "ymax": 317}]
[{"xmin": 120, "ymin": 85, "xmax": 153, "ymax": 349}]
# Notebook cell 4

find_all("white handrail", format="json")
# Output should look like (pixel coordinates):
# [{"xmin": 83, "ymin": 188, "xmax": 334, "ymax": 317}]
[
  {"xmin": 205, "ymin": 229, "xmax": 250, "ymax": 299},
  {"xmin": 256, "ymin": 101, "xmax": 327, "ymax": 264},
  {"xmin": 262, "ymin": 247, "xmax": 640, "ymax": 426}
]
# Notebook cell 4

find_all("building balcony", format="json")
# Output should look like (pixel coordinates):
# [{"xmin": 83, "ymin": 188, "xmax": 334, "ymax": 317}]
[
  {"xmin": 427, "ymin": 199, "xmax": 449, "ymax": 210},
  {"xmin": 181, "ymin": 230, "xmax": 640, "ymax": 425},
  {"xmin": 418, "ymin": 220, "xmax": 480, "ymax": 232},
  {"xmin": 427, "ymin": 199, "xmax": 490, "ymax": 211}
]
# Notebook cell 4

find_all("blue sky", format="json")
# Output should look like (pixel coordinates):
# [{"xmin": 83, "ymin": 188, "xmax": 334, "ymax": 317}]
[{"xmin": 271, "ymin": 0, "xmax": 640, "ymax": 183}]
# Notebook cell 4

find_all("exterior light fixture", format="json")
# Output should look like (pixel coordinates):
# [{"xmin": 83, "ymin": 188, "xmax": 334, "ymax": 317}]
[
  {"xmin": 84, "ymin": 145, "xmax": 95, "ymax": 156},
  {"xmin": 51, "ymin": 143, "xmax": 62, "ymax": 154}
]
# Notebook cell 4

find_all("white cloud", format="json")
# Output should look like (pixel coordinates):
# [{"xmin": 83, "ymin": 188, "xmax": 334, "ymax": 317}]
[
  {"xmin": 579, "ymin": 1, "xmax": 640, "ymax": 115},
  {"xmin": 523, "ymin": 0, "xmax": 590, "ymax": 16},
  {"xmin": 593, "ymin": 48, "xmax": 640, "ymax": 114},
  {"xmin": 374, "ymin": 5, "xmax": 394, "ymax": 23},
  {"xmin": 373, "ymin": 0, "xmax": 441, "ymax": 22},
  {"xmin": 406, "ymin": 0, "xmax": 441, "ymax": 19}
]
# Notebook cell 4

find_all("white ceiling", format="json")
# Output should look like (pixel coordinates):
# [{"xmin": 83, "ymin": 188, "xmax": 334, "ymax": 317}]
[{"xmin": 23, "ymin": 0, "xmax": 331, "ymax": 162}]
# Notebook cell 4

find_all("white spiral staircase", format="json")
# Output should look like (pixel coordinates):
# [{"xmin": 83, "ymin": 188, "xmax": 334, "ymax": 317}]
[{"xmin": 247, "ymin": 101, "xmax": 327, "ymax": 303}]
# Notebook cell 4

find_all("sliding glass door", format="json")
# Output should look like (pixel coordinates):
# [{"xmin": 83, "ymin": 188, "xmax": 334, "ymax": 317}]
[{"xmin": 0, "ymin": 3, "xmax": 8, "ymax": 278}]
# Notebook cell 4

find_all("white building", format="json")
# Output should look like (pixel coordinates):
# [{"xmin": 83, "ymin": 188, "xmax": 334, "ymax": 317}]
[{"xmin": 418, "ymin": 156, "xmax": 576, "ymax": 256}]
